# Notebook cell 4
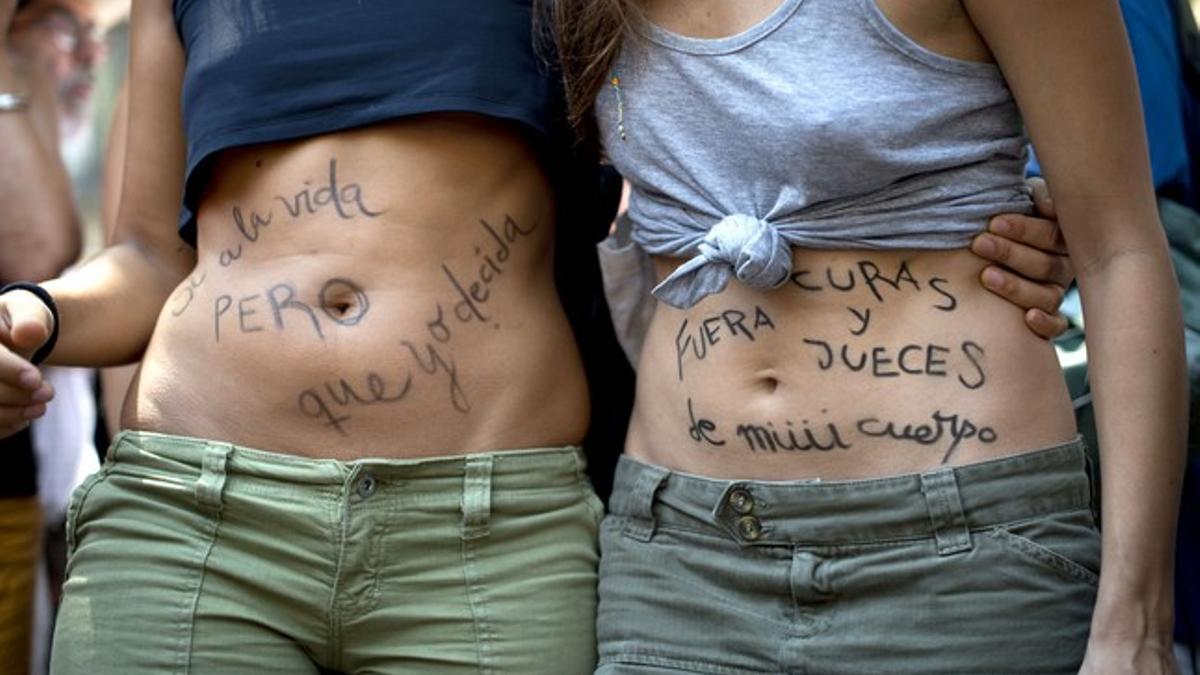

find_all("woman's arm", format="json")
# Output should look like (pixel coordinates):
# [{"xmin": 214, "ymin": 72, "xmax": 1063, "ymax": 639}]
[
  {"xmin": 0, "ymin": 0, "xmax": 191, "ymax": 436},
  {"xmin": 964, "ymin": 1, "xmax": 1187, "ymax": 671},
  {"xmin": 102, "ymin": 76, "xmax": 129, "ymax": 240},
  {"xmin": 42, "ymin": 0, "xmax": 191, "ymax": 364},
  {"xmin": 0, "ymin": 0, "xmax": 81, "ymax": 282}
]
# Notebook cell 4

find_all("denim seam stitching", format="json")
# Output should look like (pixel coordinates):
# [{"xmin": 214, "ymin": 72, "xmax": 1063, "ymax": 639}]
[
  {"xmin": 327, "ymin": 489, "xmax": 348, "ymax": 670},
  {"xmin": 461, "ymin": 537, "xmax": 496, "ymax": 674},
  {"xmin": 986, "ymin": 528, "xmax": 1099, "ymax": 586},
  {"xmin": 64, "ymin": 467, "xmax": 110, "ymax": 557},
  {"xmin": 988, "ymin": 508, "xmax": 1096, "ymax": 532},
  {"xmin": 361, "ymin": 521, "xmax": 385, "ymax": 615},
  {"xmin": 181, "ymin": 510, "xmax": 225, "ymax": 674}
]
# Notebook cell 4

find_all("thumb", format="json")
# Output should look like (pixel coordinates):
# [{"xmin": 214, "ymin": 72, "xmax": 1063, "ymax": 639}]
[
  {"xmin": 1027, "ymin": 177, "xmax": 1056, "ymax": 219},
  {"xmin": 1, "ymin": 290, "xmax": 54, "ymax": 359}
]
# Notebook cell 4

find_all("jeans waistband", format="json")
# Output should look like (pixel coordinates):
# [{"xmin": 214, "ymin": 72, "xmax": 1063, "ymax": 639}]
[
  {"xmin": 610, "ymin": 437, "xmax": 1091, "ymax": 552},
  {"xmin": 108, "ymin": 429, "xmax": 589, "ymax": 492}
]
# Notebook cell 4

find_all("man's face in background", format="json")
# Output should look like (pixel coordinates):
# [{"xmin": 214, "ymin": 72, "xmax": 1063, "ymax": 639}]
[{"xmin": 8, "ymin": 0, "xmax": 102, "ymax": 137}]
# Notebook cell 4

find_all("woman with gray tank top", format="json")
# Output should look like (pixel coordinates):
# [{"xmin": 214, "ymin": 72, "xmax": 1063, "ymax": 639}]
[{"xmin": 546, "ymin": 0, "xmax": 1186, "ymax": 672}]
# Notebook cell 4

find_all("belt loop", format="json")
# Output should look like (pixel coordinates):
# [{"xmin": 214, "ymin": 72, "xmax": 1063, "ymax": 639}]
[
  {"xmin": 920, "ymin": 468, "xmax": 972, "ymax": 556},
  {"xmin": 462, "ymin": 454, "xmax": 494, "ymax": 541},
  {"xmin": 106, "ymin": 430, "xmax": 128, "ymax": 463},
  {"xmin": 572, "ymin": 447, "xmax": 590, "ymax": 484},
  {"xmin": 622, "ymin": 464, "xmax": 669, "ymax": 542},
  {"xmin": 195, "ymin": 442, "xmax": 232, "ymax": 511}
]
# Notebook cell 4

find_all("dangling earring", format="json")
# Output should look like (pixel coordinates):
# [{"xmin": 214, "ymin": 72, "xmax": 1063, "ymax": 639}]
[{"xmin": 610, "ymin": 71, "xmax": 627, "ymax": 142}]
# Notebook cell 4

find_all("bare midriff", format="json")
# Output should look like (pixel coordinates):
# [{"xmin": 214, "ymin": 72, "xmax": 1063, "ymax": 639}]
[
  {"xmin": 626, "ymin": 247, "xmax": 1078, "ymax": 480},
  {"xmin": 125, "ymin": 114, "xmax": 589, "ymax": 460}
]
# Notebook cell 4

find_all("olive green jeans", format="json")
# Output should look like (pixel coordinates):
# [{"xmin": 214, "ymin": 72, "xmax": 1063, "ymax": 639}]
[
  {"xmin": 51, "ymin": 431, "xmax": 602, "ymax": 674},
  {"xmin": 597, "ymin": 438, "xmax": 1100, "ymax": 674}
]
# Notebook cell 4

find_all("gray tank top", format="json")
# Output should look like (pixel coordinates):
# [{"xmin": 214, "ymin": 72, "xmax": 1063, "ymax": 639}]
[{"xmin": 596, "ymin": 0, "xmax": 1033, "ymax": 309}]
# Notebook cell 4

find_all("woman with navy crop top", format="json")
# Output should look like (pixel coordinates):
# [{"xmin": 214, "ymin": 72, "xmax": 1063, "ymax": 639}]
[
  {"xmin": 0, "ymin": 0, "xmax": 1078, "ymax": 672},
  {"xmin": 2, "ymin": 2, "xmax": 611, "ymax": 672},
  {"xmin": 547, "ymin": 0, "xmax": 1187, "ymax": 673}
]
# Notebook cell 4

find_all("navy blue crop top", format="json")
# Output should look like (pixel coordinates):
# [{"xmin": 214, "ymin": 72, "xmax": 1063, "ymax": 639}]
[{"xmin": 174, "ymin": 0, "xmax": 558, "ymax": 243}]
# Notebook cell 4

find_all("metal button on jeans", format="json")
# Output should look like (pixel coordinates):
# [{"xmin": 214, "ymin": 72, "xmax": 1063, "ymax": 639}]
[
  {"xmin": 356, "ymin": 473, "xmax": 377, "ymax": 499},
  {"xmin": 728, "ymin": 488, "xmax": 755, "ymax": 514},
  {"xmin": 737, "ymin": 515, "xmax": 763, "ymax": 541}
]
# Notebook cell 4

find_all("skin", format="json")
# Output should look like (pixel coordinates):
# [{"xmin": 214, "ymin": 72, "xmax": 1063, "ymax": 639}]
[
  {"xmin": 0, "ymin": 0, "xmax": 92, "ymax": 283},
  {"xmin": 627, "ymin": 0, "xmax": 1185, "ymax": 672}
]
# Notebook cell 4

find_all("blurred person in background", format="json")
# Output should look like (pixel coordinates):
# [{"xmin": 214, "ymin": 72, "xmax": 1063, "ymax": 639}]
[{"xmin": 0, "ymin": 0, "xmax": 105, "ymax": 672}]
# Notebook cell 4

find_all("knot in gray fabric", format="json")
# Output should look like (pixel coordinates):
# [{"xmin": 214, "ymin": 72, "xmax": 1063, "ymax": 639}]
[{"xmin": 652, "ymin": 214, "xmax": 792, "ymax": 309}]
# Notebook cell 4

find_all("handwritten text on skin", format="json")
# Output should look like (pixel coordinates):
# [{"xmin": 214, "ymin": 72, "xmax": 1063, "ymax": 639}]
[
  {"xmin": 165, "ymin": 157, "xmax": 542, "ymax": 435},
  {"xmin": 677, "ymin": 259, "xmax": 999, "ymax": 463},
  {"xmin": 296, "ymin": 215, "xmax": 537, "ymax": 434}
]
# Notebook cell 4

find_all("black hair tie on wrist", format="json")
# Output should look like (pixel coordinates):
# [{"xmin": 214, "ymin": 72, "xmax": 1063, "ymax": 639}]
[{"xmin": 0, "ymin": 282, "xmax": 60, "ymax": 365}]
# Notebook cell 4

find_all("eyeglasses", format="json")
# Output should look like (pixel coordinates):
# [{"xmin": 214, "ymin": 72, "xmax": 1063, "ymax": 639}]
[
  {"xmin": 13, "ymin": 4, "xmax": 105, "ymax": 57},
  {"xmin": 39, "ymin": 8, "xmax": 104, "ymax": 56}
]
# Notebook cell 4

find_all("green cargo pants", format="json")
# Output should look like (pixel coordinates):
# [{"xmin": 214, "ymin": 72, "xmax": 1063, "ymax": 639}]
[{"xmin": 51, "ymin": 431, "xmax": 602, "ymax": 674}]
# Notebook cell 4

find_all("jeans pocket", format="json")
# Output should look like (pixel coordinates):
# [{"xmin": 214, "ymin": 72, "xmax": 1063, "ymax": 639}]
[
  {"xmin": 596, "ymin": 524, "xmax": 785, "ymax": 674},
  {"xmin": 987, "ymin": 509, "xmax": 1101, "ymax": 587},
  {"xmin": 64, "ymin": 469, "xmax": 108, "ymax": 558}
]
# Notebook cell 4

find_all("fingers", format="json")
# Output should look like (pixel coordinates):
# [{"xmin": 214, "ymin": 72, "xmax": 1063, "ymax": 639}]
[
  {"xmin": 0, "ymin": 289, "xmax": 54, "ymax": 359},
  {"xmin": 979, "ymin": 264, "xmax": 1066, "ymax": 316},
  {"xmin": 0, "ymin": 389, "xmax": 50, "ymax": 435},
  {"xmin": 1024, "ymin": 176, "xmax": 1056, "ymax": 219},
  {"xmin": 0, "ymin": 347, "xmax": 51, "ymax": 438},
  {"xmin": 0, "ymin": 401, "xmax": 48, "ymax": 438},
  {"xmin": 972, "ymin": 225, "xmax": 1073, "ymax": 288},
  {"xmin": 0, "ymin": 290, "xmax": 54, "ymax": 436},
  {"xmin": 0, "ymin": 379, "xmax": 53, "ymax": 405},
  {"xmin": 0, "ymin": 344, "xmax": 41, "ymax": 389},
  {"xmin": 0, "ymin": 344, "xmax": 50, "ymax": 399},
  {"xmin": 986, "ymin": 213, "xmax": 1068, "ymax": 255},
  {"xmin": 1024, "ymin": 308, "xmax": 1071, "ymax": 341},
  {"xmin": 978, "ymin": 265, "xmax": 1072, "ymax": 341}
]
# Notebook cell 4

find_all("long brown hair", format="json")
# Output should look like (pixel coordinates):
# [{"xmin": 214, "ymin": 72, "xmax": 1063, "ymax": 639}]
[{"xmin": 537, "ymin": 0, "xmax": 638, "ymax": 145}]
